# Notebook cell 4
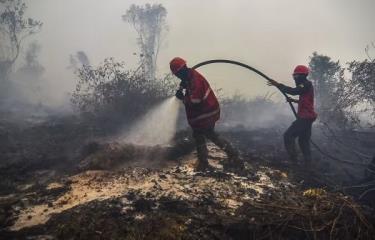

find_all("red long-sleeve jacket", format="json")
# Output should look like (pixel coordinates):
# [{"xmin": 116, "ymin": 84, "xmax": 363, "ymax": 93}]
[
  {"xmin": 278, "ymin": 80, "xmax": 318, "ymax": 120},
  {"xmin": 183, "ymin": 69, "xmax": 220, "ymax": 129}
]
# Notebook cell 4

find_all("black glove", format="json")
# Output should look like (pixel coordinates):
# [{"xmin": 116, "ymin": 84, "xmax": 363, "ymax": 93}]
[
  {"xmin": 179, "ymin": 80, "xmax": 188, "ymax": 89},
  {"xmin": 175, "ymin": 89, "xmax": 184, "ymax": 100},
  {"xmin": 286, "ymin": 97, "xmax": 298, "ymax": 103}
]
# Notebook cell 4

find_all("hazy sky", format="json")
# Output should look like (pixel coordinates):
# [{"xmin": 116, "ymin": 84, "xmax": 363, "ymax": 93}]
[{"xmin": 26, "ymin": 0, "xmax": 375, "ymax": 103}]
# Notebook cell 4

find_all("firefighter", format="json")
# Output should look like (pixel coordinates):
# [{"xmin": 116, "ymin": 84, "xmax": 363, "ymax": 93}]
[
  {"xmin": 170, "ymin": 57, "xmax": 243, "ymax": 171},
  {"xmin": 267, "ymin": 65, "xmax": 317, "ymax": 164}
]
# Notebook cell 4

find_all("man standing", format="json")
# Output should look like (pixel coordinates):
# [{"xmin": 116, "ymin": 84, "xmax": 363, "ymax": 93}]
[
  {"xmin": 268, "ymin": 65, "xmax": 317, "ymax": 164},
  {"xmin": 170, "ymin": 57, "xmax": 242, "ymax": 171}
]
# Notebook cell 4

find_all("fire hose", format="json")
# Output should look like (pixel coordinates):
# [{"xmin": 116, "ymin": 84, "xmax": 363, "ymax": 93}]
[{"xmin": 192, "ymin": 59, "xmax": 371, "ymax": 166}]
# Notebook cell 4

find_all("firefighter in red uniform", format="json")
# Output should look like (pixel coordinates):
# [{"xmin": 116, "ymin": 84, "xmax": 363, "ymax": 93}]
[
  {"xmin": 268, "ymin": 65, "xmax": 317, "ymax": 164},
  {"xmin": 170, "ymin": 57, "xmax": 242, "ymax": 171}
]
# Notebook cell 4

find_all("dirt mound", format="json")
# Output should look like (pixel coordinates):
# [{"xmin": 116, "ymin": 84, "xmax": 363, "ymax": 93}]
[
  {"xmin": 77, "ymin": 137, "xmax": 195, "ymax": 171},
  {"xmin": 6, "ymin": 164, "xmax": 374, "ymax": 240}
]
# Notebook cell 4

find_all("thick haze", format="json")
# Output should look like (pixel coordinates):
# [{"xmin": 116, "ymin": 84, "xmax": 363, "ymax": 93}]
[{"xmin": 26, "ymin": 0, "xmax": 375, "ymax": 103}]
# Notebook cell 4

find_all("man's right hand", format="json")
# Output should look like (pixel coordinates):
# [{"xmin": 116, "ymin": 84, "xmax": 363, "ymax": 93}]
[
  {"xmin": 286, "ymin": 96, "xmax": 299, "ymax": 103},
  {"xmin": 179, "ymin": 80, "xmax": 188, "ymax": 89},
  {"xmin": 175, "ymin": 89, "xmax": 184, "ymax": 100}
]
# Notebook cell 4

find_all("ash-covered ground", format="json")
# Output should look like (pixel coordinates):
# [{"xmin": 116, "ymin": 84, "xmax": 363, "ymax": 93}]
[{"xmin": 0, "ymin": 118, "xmax": 374, "ymax": 240}]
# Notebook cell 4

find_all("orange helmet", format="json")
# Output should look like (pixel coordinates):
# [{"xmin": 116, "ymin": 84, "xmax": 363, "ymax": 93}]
[
  {"xmin": 293, "ymin": 65, "xmax": 309, "ymax": 75},
  {"xmin": 170, "ymin": 57, "xmax": 187, "ymax": 74}
]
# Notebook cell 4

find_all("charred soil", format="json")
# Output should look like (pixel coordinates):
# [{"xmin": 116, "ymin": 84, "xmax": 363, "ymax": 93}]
[{"xmin": 0, "ymin": 119, "xmax": 374, "ymax": 240}]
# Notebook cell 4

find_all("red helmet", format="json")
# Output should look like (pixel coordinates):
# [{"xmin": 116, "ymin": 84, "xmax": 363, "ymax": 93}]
[
  {"xmin": 170, "ymin": 57, "xmax": 187, "ymax": 74},
  {"xmin": 293, "ymin": 65, "xmax": 309, "ymax": 75}
]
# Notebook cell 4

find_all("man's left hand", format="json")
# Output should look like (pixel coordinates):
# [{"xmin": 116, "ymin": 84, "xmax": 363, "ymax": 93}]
[{"xmin": 267, "ymin": 79, "xmax": 280, "ymax": 87}]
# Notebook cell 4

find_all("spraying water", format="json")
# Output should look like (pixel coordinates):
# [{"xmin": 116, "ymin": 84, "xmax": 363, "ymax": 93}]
[{"xmin": 121, "ymin": 97, "xmax": 180, "ymax": 146}]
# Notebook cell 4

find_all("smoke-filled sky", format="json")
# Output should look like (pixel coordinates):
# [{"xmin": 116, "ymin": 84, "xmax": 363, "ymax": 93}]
[{"xmin": 26, "ymin": 0, "xmax": 375, "ymax": 103}]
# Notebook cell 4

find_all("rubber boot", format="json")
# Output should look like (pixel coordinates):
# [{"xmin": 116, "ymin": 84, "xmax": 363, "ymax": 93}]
[
  {"xmin": 284, "ymin": 137, "xmax": 298, "ymax": 163},
  {"xmin": 224, "ymin": 145, "xmax": 244, "ymax": 171},
  {"xmin": 299, "ymin": 135, "xmax": 312, "ymax": 166},
  {"xmin": 206, "ymin": 131, "xmax": 244, "ymax": 170},
  {"xmin": 195, "ymin": 143, "xmax": 209, "ymax": 172}
]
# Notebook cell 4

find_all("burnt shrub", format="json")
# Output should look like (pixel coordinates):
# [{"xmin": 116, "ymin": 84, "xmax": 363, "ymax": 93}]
[{"xmin": 71, "ymin": 58, "xmax": 177, "ymax": 132}]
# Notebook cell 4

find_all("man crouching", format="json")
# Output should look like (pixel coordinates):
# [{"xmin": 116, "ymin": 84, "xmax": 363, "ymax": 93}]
[{"xmin": 170, "ymin": 57, "xmax": 243, "ymax": 171}]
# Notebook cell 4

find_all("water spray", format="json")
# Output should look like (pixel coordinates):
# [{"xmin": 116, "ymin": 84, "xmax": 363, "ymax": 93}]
[{"xmin": 120, "ymin": 97, "xmax": 180, "ymax": 146}]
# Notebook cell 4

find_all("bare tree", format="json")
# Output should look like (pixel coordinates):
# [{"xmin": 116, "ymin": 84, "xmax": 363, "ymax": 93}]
[
  {"xmin": 122, "ymin": 3, "xmax": 168, "ymax": 81},
  {"xmin": 68, "ymin": 51, "xmax": 91, "ymax": 71},
  {"xmin": 18, "ymin": 42, "xmax": 44, "ymax": 79},
  {"xmin": 0, "ymin": 0, "xmax": 42, "ymax": 87}
]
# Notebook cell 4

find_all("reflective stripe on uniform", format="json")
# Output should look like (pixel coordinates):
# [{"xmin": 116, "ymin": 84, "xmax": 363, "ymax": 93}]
[
  {"xmin": 203, "ymin": 88, "xmax": 211, "ymax": 100},
  {"xmin": 189, "ymin": 108, "xmax": 220, "ymax": 123},
  {"xmin": 190, "ymin": 98, "xmax": 201, "ymax": 103},
  {"xmin": 190, "ymin": 88, "xmax": 211, "ymax": 104}
]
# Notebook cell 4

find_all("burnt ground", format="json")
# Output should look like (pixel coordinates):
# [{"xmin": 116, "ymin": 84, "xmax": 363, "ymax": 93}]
[{"xmin": 0, "ymin": 118, "xmax": 375, "ymax": 240}]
